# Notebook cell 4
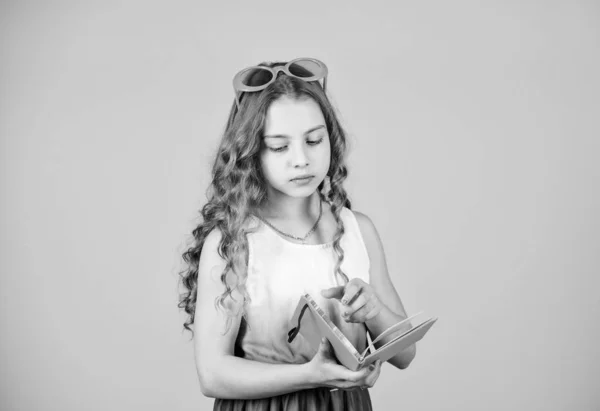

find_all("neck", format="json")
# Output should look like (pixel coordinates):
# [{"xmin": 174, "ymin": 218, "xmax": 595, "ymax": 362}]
[{"xmin": 262, "ymin": 190, "xmax": 321, "ymax": 221}]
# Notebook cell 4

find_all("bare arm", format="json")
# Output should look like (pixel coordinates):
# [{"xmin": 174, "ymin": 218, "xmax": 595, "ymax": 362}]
[
  {"xmin": 354, "ymin": 211, "xmax": 417, "ymax": 370},
  {"xmin": 194, "ymin": 229, "xmax": 379, "ymax": 399}
]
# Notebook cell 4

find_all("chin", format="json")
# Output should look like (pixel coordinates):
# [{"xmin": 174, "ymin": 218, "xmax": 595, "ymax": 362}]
[
  {"xmin": 275, "ymin": 181, "xmax": 322, "ymax": 198},
  {"xmin": 283, "ymin": 187, "xmax": 318, "ymax": 198}
]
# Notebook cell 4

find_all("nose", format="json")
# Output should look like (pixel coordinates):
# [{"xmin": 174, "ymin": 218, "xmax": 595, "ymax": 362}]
[{"xmin": 291, "ymin": 142, "xmax": 309, "ymax": 168}]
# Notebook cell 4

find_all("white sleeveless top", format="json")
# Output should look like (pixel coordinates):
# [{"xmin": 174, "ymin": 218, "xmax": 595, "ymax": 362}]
[{"xmin": 235, "ymin": 206, "xmax": 371, "ymax": 364}]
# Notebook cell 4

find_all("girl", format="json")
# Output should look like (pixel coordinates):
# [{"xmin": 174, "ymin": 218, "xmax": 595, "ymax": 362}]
[{"xmin": 179, "ymin": 58, "xmax": 416, "ymax": 410}]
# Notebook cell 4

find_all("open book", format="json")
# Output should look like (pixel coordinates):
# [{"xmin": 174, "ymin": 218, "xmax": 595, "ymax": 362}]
[{"xmin": 287, "ymin": 293, "xmax": 437, "ymax": 371}]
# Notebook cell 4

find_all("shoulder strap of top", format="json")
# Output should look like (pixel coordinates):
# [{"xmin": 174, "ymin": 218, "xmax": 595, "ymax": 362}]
[{"xmin": 339, "ymin": 206, "xmax": 371, "ymax": 271}]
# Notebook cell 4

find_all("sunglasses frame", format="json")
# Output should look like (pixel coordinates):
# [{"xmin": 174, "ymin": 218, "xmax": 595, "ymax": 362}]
[{"xmin": 232, "ymin": 57, "xmax": 328, "ymax": 108}]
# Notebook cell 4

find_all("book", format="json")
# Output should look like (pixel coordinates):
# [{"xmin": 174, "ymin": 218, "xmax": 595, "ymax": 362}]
[{"xmin": 287, "ymin": 293, "xmax": 437, "ymax": 371}]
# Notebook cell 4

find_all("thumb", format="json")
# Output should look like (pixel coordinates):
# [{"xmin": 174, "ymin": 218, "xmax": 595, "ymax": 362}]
[
  {"xmin": 321, "ymin": 286, "xmax": 345, "ymax": 300},
  {"xmin": 318, "ymin": 337, "xmax": 333, "ymax": 356}
]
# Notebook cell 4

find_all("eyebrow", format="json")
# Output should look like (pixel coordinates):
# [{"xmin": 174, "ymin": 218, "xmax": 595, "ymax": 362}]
[{"xmin": 263, "ymin": 125, "xmax": 326, "ymax": 139}]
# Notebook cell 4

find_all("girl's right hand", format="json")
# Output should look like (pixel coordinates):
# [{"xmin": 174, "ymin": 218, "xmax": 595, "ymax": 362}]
[{"xmin": 307, "ymin": 338, "xmax": 382, "ymax": 390}]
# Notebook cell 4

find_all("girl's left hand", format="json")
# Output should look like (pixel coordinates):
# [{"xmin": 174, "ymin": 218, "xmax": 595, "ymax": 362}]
[{"xmin": 321, "ymin": 279, "xmax": 384, "ymax": 323}]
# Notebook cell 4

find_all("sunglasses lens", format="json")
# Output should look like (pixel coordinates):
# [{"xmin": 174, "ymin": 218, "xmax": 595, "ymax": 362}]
[
  {"xmin": 288, "ymin": 59, "xmax": 322, "ymax": 78},
  {"xmin": 239, "ymin": 67, "xmax": 274, "ymax": 87}
]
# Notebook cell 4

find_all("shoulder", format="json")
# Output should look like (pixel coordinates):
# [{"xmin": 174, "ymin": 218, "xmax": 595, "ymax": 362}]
[
  {"xmin": 203, "ymin": 215, "xmax": 258, "ymax": 252},
  {"xmin": 350, "ymin": 210, "xmax": 382, "ymax": 249},
  {"xmin": 351, "ymin": 209, "xmax": 372, "ymax": 229},
  {"xmin": 199, "ymin": 227, "xmax": 225, "ymax": 278},
  {"xmin": 348, "ymin": 209, "xmax": 385, "ymax": 262},
  {"xmin": 202, "ymin": 226, "xmax": 224, "ymax": 258},
  {"xmin": 198, "ymin": 226, "xmax": 243, "ymax": 302}
]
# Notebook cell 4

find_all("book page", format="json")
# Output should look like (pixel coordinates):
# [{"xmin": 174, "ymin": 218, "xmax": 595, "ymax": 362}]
[
  {"xmin": 362, "ymin": 318, "xmax": 437, "ymax": 366},
  {"xmin": 359, "ymin": 312, "xmax": 423, "ymax": 358}
]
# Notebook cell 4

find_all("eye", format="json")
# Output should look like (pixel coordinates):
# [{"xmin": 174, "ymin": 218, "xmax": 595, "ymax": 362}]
[
  {"xmin": 268, "ymin": 146, "xmax": 287, "ymax": 153},
  {"xmin": 307, "ymin": 137, "xmax": 324, "ymax": 146}
]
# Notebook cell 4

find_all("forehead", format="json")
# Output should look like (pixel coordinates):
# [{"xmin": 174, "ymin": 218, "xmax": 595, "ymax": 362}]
[{"xmin": 263, "ymin": 96, "xmax": 326, "ymax": 136}]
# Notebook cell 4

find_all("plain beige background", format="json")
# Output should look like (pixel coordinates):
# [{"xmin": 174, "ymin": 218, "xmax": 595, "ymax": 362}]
[{"xmin": 1, "ymin": 1, "xmax": 599, "ymax": 410}]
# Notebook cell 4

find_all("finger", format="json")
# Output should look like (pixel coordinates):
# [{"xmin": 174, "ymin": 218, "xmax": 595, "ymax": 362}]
[
  {"xmin": 360, "ymin": 360, "xmax": 381, "ymax": 385},
  {"xmin": 346, "ymin": 301, "xmax": 371, "ymax": 323},
  {"xmin": 341, "ymin": 280, "xmax": 364, "ymax": 305},
  {"xmin": 363, "ymin": 305, "xmax": 382, "ymax": 321},
  {"xmin": 342, "ymin": 294, "xmax": 367, "ymax": 321},
  {"xmin": 348, "ymin": 300, "xmax": 382, "ymax": 323},
  {"xmin": 317, "ymin": 338, "xmax": 334, "ymax": 358},
  {"xmin": 346, "ymin": 294, "xmax": 368, "ymax": 313},
  {"xmin": 371, "ymin": 360, "xmax": 383, "ymax": 382},
  {"xmin": 364, "ymin": 363, "xmax": 382, "ymax": 388},
  {"xmin": 321, "ymin": 286, "xmax": 345, "ymax": 300},
  {"xmin": 338, "ymin": 364, "xmax": 372, "ymax": 383},
  {"xmin": 325, "ymin": 368, "xmax": 364, "ymax": 388}
]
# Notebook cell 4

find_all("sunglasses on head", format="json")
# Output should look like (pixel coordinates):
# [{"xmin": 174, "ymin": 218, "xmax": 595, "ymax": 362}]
[{"xmin": 232, "ymin": 57, "xmax": 328, "ymax": 108}]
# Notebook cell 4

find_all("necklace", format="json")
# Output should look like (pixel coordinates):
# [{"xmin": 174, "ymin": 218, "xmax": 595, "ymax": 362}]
[{"xmin": 256, "ymin": 199, "xmax": 323, "ymax": 244}]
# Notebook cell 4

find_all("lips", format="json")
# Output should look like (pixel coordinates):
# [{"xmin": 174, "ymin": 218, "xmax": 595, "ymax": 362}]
[{"xmin": 291, "ymin": 175, "xmax": 315, "ymax": 181}]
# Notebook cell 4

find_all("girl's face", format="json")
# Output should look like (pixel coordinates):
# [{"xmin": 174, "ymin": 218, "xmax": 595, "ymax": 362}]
[{"xmin": 260, "ymin": 96, "xmax": 331, "ymax": 200}]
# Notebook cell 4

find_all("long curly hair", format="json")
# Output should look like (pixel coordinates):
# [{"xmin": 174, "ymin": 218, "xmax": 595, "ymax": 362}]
[{"xmin": 179, "ymin": 60, "xmax": 352, "ymax": 336}]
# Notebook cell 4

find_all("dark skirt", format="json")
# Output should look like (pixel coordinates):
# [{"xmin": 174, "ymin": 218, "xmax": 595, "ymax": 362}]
[{"xmin": 213, "ymin": 387, "xmax": 372, "ymax": 411}]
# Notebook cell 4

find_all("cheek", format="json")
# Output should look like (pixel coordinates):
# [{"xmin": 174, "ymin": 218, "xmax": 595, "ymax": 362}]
[
  {"xmin": 259, "ymin": 155, "xmax": 271, "ymax": 177},
  {"xmin": 259, "ymin": 153, "xmax": 281, "ymax": 181},
  {"xmin": 320, "ymin": 140, "xmax": 332, "ymax": 169}
]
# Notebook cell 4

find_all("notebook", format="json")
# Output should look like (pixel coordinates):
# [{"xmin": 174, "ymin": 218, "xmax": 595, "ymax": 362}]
[{"xmin": 287, "ymin": 293, "xmax": 437, "ymax": 371}]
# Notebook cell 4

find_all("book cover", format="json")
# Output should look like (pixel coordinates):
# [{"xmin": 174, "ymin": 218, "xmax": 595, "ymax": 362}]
[{"xmin": 288, "ymin": 293, "xmax": 437, "ymax": 371}]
